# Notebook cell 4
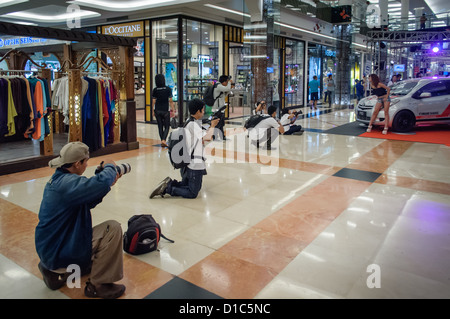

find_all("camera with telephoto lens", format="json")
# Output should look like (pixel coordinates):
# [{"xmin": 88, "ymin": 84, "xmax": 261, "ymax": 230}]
[
  {"xmin": 203, "ymin": 106, "xmax": 226, "ymax": 125},
  {"xmin": 95, "ymin": 161, "xmax": 131, "ymax": 175}
]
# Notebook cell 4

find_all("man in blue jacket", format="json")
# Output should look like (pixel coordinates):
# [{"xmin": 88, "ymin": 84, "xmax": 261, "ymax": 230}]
[{"xmin": 35, "ymin": 142, "xmax": 125, "ymax": 299}]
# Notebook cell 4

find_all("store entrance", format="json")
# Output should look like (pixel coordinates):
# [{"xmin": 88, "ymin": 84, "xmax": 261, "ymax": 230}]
[{"xmin": 228, "ymin": 43, "xmax": 251, "ymax": 120}]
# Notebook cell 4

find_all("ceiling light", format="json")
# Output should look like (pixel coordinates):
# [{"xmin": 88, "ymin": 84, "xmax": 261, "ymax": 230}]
[
  {"xmin": 0, "ymin": 0, "xmax": 28, "ymax": 8},
  {"xmin": 12, "ymin": 21, "xmax": 37, "ymax": 26},
  {"xmin": 204, "ymin": 4, "xmax": 251, "ymax": 17},
  {"xmin": 68, "ymin": 0, "xmax": 185, "ymax": 12},
  {"xmin": 3, "ymin": 10, "xmax": 100, "ymax": 22}
]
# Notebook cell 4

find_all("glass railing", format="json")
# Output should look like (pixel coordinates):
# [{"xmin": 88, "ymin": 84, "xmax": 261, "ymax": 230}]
[
  {"xmin": 281, "ymin": 1, "xmax": 450, "ymax": 35},
  {"xmin": 387, "ymin": 12, "xmax": 450, "ymax": 31}
]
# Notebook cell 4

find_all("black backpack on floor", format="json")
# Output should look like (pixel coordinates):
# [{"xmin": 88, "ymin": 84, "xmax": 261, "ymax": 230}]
[
  {"xmin": 123, "ymin": 214, "xmax": 174, "ymax": 255},
  {"xmin": 244, "ymin": 114, "xmax": 270, "ymax": 130}
]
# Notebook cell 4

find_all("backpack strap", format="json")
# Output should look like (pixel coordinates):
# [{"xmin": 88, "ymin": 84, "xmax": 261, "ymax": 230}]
[
  {"xmin": 160, "ymin": 233, "xmax": 175, "ymax": 243},
  {"xmin": 184, "ymin": 118, "xmax": 205, "ymax": 162}
]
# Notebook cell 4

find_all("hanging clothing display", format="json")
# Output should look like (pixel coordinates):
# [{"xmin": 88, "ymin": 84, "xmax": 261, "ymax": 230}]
[
  {"xmin": 50, "ymin": 75, "xmax": 118, "ymax": 152},
  {"xmin": 80, "ymin": 76, "xmax": 118, "ymax": 152},
  {"xmin": 52, "ymin": 77, "xmax": 69, "ymax": 124},
  {"xmin": 0, "ymin": 75, "xmax": 50, "ymax": 141}
]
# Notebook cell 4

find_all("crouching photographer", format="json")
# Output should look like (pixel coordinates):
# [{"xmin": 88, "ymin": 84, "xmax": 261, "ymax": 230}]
[{"xmin": 35, "ymin": 142, "xmax": 126, "ymax": 299}]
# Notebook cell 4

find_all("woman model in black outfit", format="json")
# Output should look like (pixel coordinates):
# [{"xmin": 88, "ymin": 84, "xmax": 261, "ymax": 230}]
[
  {"xmin": 152, "ymin": 74, "xmax": 176, "ymax": 147},
  {"xmin": 367, "ymin": 73, "xmax": 391, "ymax": 135}
]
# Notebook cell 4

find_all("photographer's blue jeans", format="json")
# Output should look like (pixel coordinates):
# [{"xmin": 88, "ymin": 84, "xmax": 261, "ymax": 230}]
[
  {"xmin": 283, "ymin": 125, "xmax": 303, "ymax": 135},
  {"xmin": 167, "ymin": 167, "xmax": 205, "ymax": 199}
]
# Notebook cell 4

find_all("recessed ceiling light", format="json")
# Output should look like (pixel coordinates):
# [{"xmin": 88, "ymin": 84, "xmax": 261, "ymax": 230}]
[
  {"xmin": 68, "ymin": 0, "xmax": 194, "ymax": 12},
  {"xmin": 2, "ymin": 9, "xmax": 100, "ymax": 22},
  {"xmin": 0, "ymin": 0, "xmax": 28, "ymax": 8}
]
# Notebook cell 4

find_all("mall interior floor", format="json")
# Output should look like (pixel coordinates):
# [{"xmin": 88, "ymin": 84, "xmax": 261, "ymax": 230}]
[{"xmin": 1, "ymin": 106, "xmax": 449, "ymax": 299}]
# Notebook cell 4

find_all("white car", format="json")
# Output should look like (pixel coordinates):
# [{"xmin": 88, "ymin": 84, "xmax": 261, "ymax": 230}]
[{"xmin": 355, "ymin": 77, "xmax": 450, "ymax": 132}]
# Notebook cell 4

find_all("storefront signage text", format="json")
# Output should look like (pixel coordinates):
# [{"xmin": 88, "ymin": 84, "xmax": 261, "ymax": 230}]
[
  {"xmin": 0, "ymin": 37, "xmax": 47, "ymax": 48},
  {"xmin": 102, "ymin": 22, "xmax": 144, "ymax": 37},
  {"xmin": 325, "ymin": 50, "xmax": 336, "ymax": 57}
]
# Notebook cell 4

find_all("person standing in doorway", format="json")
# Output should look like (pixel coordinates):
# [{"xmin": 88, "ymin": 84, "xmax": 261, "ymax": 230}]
[
  {"xmin": 363, "ymin": 75, "xmax": 371, "ymax": 97},
  {"xmin": 323, "ymin": 75, "xmax": 329, "ymax": 103},
  {"xmin": 326, "ymin": 74, "xmax": 335, "ymax": 107},
  {"xmin": 356, "ymin": 79, "xmax": 364, "ymax": 102},
  {"xmin": 152, "ymin": 74, "xmax": 176, "ymax": 148},
  {"xmin": 420, "ymin": 13, "xmax": 427, "ymax": 30},
  {"xmin": 309, "ymin": 76, "xmax": 320, "ymax": 110}
]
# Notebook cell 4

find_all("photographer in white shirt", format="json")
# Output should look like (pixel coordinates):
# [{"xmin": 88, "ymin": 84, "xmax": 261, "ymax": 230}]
[{"xmin": 212, "ymin": 75, "xmax": 234, "ymax": 140}]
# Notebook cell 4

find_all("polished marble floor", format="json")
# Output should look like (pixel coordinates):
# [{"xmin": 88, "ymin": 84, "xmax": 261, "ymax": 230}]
[{"xmin": 1, "ymin": 106, "xmax": 450, "ymax": 299}]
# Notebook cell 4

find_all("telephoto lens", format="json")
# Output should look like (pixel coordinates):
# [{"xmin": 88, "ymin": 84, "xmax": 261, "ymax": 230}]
[{"xmin": 116, "ymin": 163, "xmax": 131, "ymax": 175}]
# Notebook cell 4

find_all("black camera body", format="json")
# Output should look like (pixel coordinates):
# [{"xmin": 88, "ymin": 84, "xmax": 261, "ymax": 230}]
[
  {"xmin": 202, "ymin": 106, "xmax": 226, "ymax": 125},
  {"xmin": 95, "ymin": 162, "xmax": 131, "ymax": 175}
]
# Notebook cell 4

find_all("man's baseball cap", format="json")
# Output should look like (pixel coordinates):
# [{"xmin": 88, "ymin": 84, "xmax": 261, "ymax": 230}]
[{"xmin": 49, "ymin": 142, "xmax": 89, "ymax": 168}]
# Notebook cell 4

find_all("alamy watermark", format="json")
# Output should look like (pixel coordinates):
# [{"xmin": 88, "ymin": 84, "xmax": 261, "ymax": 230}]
[
  {"xmin": 366, "ymin": 264, "xmax": 381, "ymax": 289},
  {"xmin": 66, "ymin": 4, "xmax": 81, "ymax": 29},
  {"xmin": 170, "ymin": 125, "xmax": 280, "ymax": 175},
  {"xmin": 65, "ymin": 264, "xmax": 81, "ymax": 288}
]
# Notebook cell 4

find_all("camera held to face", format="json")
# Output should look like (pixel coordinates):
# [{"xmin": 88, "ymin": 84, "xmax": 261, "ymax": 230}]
[{"xmin": 95, "ymin": 162, "xmax": 132, "ymax": 176}]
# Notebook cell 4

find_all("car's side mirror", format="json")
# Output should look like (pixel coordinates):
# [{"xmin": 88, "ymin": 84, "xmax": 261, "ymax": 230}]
[{"xmin": 419, "ymin": 92, "xmax": 432, "ymax": 98}]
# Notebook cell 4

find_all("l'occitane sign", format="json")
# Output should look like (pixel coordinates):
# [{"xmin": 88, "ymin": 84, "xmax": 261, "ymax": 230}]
[{"xmin": 102, "ymin": 21, "xmax": 144, "ymax": 37}]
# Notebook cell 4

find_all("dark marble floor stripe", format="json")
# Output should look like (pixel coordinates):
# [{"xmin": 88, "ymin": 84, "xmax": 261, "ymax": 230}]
[
  {"xmin": 333, "ymin": 167, "xmax": 382, "ymax": 183},
  {"xmin": 144, "ymin": 277, "xmax": 223, "ymax": 299}
]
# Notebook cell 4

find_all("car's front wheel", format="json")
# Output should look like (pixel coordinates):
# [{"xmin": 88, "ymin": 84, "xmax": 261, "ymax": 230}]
[{"xmin": 392, "ymin": 110, "xmax": 416, "ymax": 132}]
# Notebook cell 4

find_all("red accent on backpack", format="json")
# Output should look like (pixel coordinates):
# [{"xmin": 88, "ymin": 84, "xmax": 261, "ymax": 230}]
[{"xmin": 129, "ymin": 232, "xmax": 140, "ymax": 254}]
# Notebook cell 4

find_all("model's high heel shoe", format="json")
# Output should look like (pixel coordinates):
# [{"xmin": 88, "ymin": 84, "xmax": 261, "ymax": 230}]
[
  {"xmin": 366, "ymin": 125, "xmax": 372, "ymax": 133},
  {"xmin": 382, "ymin": 127, "xmax": 388, "ymax": 135}
]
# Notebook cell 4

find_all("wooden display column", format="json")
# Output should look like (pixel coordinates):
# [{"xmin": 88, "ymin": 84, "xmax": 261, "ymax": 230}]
[
  {"xmin": 67, "ymin": 69, "xmax": 82, "ymax": 142},
  {"xmin": 118, "ymin": 45, "xmax": 139, "ymax": 150}
]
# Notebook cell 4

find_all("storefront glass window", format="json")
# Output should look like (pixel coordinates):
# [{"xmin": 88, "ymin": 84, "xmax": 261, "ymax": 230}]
[
  {"xmin": 272, "ymin": 45, "xmax": 281, "ymax": 112},
  {"xmin": 182, "ymin": 19, "xmax": 222, "ymax": 120},
  {"xmin": 0, "ymin": 59, "xmax": 8, "ymax": 70},
  {"xmin": 285, "ymin": 39, "xmax": 305, "ymax": 108},
  {"xmin": 134, "ymin": 38, "xmax": 145, "ymax": 109},
  {"xmin": 152, "ymin": 18, "xmax": 179, "ymax": 106},
  {"xmin": 228, "ymin": 44, "xmax": 251, "ymax": 119},
  {"xmin": 308, "ymin": 44, "xmax": 337, "ymax": 103}
]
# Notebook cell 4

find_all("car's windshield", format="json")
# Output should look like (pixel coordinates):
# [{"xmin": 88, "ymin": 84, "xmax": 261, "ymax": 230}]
[{"xmin": 390, "ymin": 81, "xmax": 419, "ymax": 96}]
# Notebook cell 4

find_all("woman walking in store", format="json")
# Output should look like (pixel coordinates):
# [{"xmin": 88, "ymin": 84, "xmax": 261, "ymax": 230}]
[
  {"xmin": 152, "ymin": 74, "xmax": 176, "ymax": 147},
  {"xmin": 366, "ymin": 73, "xmax": 391, "ymax": 135}
]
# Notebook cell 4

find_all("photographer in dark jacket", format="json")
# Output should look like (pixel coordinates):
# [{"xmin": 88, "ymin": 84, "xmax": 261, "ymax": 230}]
[{"xmin": 35, "ymin": 142, "xmax": 125, "ymax": 299}]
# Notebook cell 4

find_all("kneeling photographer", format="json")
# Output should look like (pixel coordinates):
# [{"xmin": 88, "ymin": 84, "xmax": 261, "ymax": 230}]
[{"xmin": 35, "ymin": 142, "xmax": 127, "ymax": 299}]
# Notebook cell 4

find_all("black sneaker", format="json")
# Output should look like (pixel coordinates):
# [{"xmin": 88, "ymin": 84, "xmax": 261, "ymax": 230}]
[
  {"xmin": 38, "ymin": 262, "xmax": 69, "ymax": 290},
  {"xmin": 149, "ymin": 177, "xmax": 172, "ymax": 198},
  {"xmin": 84, "ymin": 281, "xmax": 125, "ymax": 299}
]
